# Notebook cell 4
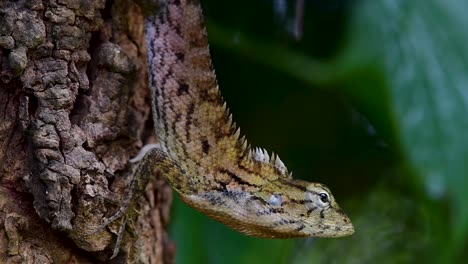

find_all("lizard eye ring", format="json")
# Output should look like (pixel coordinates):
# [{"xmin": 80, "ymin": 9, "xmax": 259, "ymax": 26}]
[
  {"xmin": 305, "ymin": 189, "xmax": 330, "ymax": 209},
  {"xmin": 319, "ymin": 192, "xmax": 329, "ymax": 204},
  {"xmin": 316, "ymin": 191, "xmax": 330, "ymax": 208}
]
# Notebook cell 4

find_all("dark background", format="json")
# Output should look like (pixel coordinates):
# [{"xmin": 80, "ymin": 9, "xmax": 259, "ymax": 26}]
[{"xmin": 169, "ymin": 0, "xmax": 468, "ymax": 263}]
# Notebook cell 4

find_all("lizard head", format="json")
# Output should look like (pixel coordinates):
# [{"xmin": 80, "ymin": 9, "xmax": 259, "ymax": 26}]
[
  {"xmin": 293, "ymin": 181, "xmax": 354, "ymax": 237},
  {"xmin": 180, "ymin": 177, "xmax": 354, "ymax": 238},
  {"xmin": 241, "ymin": 179, "xmax": 355, "ymax": 238}
]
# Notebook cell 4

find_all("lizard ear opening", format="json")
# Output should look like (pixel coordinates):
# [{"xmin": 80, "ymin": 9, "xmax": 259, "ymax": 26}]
[{"xmin": 268, "ymin": 194, "xmax": 283, "ymax": 207}]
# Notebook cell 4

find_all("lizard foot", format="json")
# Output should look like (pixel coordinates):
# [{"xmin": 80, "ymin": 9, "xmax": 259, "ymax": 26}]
[{"xmin": 85, "ymin": 144, "xmax": 162, "ymax": 259}]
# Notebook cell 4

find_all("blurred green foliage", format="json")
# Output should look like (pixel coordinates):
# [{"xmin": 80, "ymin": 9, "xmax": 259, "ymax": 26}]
[{"xmin": 169, "ymin": 0, "xmax": 468, "ymax": 263}]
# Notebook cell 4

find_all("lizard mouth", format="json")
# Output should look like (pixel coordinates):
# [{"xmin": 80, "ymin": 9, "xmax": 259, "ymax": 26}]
[{"xmin": 313, "ymin": 223, "xmax": 354, "ymax": 237}]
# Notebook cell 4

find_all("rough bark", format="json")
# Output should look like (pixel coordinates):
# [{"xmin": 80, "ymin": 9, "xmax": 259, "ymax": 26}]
[{"xmin": 0, "ymin": 0, "xmax": 174, "ymax": 263}]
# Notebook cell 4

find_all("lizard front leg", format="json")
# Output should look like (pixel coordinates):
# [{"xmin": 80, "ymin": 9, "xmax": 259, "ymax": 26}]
[{"xmin": 86, "ymin": 145, "xmax": 183, "ymax": 259}]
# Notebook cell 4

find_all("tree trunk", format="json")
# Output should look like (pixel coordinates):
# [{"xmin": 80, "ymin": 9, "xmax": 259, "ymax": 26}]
[{"xmin": 0, "ymin": 0, "xmax": 174, "ymax": 263}]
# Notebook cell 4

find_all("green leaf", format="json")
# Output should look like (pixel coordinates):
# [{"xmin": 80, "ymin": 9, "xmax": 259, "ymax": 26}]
[{"xmin": 342, "ymin": 0, "xmax": 468, "ymax": 259}]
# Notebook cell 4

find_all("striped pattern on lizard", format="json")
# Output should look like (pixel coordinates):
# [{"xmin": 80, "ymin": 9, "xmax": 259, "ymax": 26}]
[
  {"xmin": 143, "ymin": 0, "xmax": 354, "ymax": 238},
  {"xmin": 89, "ymin": 0, "xmax": 354, "ymax": 258}
]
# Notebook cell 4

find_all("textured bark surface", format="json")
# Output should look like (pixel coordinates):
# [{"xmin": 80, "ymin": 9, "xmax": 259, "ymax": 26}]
[{"xmin": 0, "ymin": 0, "xmax": 174, "ymax": 263}]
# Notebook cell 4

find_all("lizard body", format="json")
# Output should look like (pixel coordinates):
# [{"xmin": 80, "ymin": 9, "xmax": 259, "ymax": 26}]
[
  {"xmin": 89, "ymin": 0, "xmax": 353, "ymax": 257},
  {"xmin": 143, "ymin": 0, "xmax": 354, "ymax": 238}
]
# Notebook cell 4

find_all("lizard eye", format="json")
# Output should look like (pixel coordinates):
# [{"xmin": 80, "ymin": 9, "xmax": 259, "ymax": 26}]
[
  {"xmin": 317, "ymin": 192, "xmax": 330, "ymax": 208},
  {"xmin": 269, "ymin": 194, "xmax": 283, "ymax": 207}
]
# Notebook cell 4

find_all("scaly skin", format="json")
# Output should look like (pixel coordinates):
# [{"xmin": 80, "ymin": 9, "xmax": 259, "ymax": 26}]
[
  {"xmin": 90, "ymin": 0, "xmax": 353, "ymax": 258},
  {"xmin": 144, "ymin": 0, "xmax": 354, "ymax": 238}
]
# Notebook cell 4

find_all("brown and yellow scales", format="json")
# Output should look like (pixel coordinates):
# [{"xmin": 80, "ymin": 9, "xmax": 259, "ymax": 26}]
[{"xmin": 90, "ymin": 0, "xmax": 354, "ymax": 258}]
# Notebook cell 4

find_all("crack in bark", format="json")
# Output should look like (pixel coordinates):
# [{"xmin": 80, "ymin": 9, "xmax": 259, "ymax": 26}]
[{"xmin": 0, "ymin": 0, "xmax": 173, "ymax": 262}]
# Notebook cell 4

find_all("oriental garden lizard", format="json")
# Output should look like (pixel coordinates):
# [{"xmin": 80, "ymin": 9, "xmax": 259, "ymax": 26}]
[{"xmin": 88, "ymin": 0, "xmax": 354, "ymax": 258}]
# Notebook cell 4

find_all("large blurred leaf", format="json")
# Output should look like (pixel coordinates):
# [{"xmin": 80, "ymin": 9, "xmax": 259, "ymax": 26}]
[
  {"xmin": 170, "ymin": 0, "xmax": 468, "ymax": 262},
  {"xmin": 341, "ymin": 0, "xmax": 468, "ymax": 258}
]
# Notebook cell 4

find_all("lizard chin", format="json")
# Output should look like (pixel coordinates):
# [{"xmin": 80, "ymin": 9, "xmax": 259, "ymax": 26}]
[{"xmin": 302, "ymin": 207, "xmax": 354, "ymax": 237}]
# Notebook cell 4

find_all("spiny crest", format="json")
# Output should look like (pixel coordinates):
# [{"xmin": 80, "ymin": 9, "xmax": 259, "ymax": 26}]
[
  {"xmin": 248, "ymin": 147, "xmax": 290, "ymax": 177},
  {"xmin": 239, "ymin": 136, "xmax": 248, "ymax": 152},
  {"xmin": 215, "ymin": 86, "xmax": 291, "ymax": 178},
  {"xmin": 219, "ymin": 88, "xmax": 238, "ymax": 136},
  {"xmin": 253, "ymin": 147, "xmax": 270, "ymax": 163},
  {"xmin": 217, "ymin": 91, "xmax": 248, "ymax": 155}
]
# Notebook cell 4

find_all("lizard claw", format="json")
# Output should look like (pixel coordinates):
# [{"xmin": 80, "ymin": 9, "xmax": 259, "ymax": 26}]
[
  {"xmin": 84, "ymin": 205, "xmax": 130, "ymax": 259},
  {"xmin": 84, "ymin": 206, "xmax": 127, "ymax": 236},
  {"xmin": 111, "ymin": 215, "xmax": 128, "ymax": 259}
]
